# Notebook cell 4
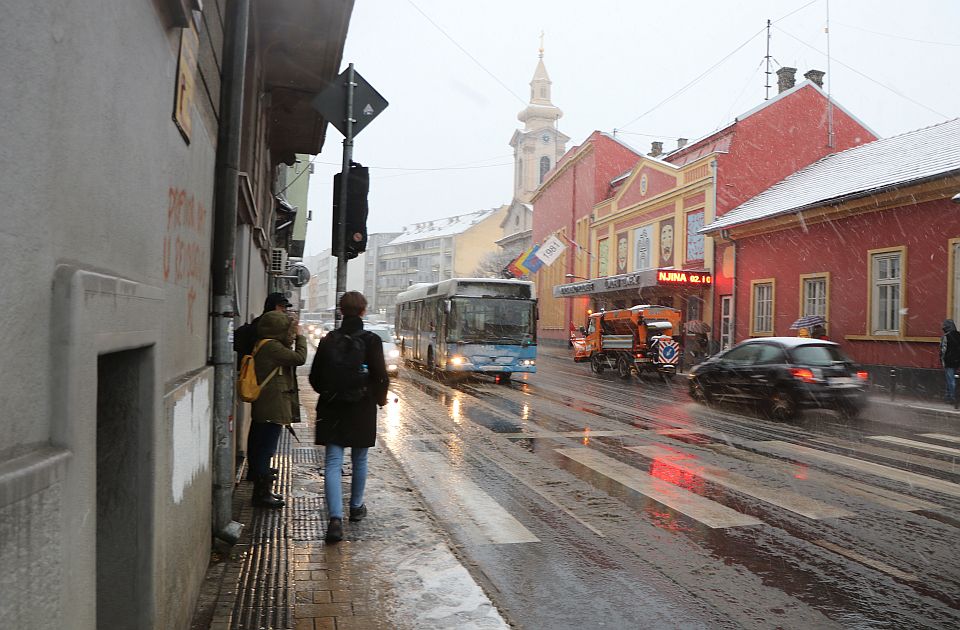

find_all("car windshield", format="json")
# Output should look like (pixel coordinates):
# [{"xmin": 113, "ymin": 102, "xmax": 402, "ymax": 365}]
[{"xmin": 791, "ymin": 344, "xmax": 850, "ymax": 366}]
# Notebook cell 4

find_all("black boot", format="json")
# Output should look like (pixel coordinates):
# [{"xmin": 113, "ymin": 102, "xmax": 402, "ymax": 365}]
[{"xmin": 252, "ymin": 477, "xmax": 284, "ymax": 508}]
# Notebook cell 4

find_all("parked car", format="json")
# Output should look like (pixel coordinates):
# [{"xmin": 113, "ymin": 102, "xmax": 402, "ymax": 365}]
[
  {"xmin": 367, "ymin": 326, "xmax": 401, "ymax": 377},
  {"xmin": 687, "ymin": 337, "xmax": 868, "ymax": 420}
]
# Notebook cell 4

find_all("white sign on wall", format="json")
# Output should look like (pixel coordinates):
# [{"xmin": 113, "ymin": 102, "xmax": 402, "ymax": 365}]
[{"xmin": 535, "ymin": 235, "xmax": 566, "ymax": 266}]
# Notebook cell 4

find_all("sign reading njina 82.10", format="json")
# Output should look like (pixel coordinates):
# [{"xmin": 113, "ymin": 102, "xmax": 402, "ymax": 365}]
[{"xmin": 657, "ymin": 269, "xmax": 713, "ymax": 286}]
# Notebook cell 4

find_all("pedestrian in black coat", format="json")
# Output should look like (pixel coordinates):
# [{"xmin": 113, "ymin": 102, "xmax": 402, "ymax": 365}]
[
  {"xmin": 941, "ymin": 319, "xmax": 960, "ymax": 403},
  {"xmin": 309, "ymin": 291, "xmax": 389, "ymax": 542}
]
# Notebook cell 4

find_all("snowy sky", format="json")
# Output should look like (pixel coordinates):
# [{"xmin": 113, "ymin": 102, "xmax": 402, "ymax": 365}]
[{"xmin": 304, "ymin": 0, "xmax": 960, "ymax": 256}]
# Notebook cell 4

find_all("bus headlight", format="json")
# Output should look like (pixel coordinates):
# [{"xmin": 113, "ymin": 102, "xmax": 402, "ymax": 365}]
[
  {"xmin": 450, "ymin": 355, "xmax": 466, "ymax": 366},
  {"xmin": 519, "ymin": 359, "xmax": 535, "ymax": 367},
  {"xmin": 389, "ymin": 349, "xmax": 400, "ymax": 358}
]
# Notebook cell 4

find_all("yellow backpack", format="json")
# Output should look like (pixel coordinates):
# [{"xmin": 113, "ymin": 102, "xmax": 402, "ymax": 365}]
[{"xmin": 237, "ymin": 338, "xmax": 280, "ymax": 403}]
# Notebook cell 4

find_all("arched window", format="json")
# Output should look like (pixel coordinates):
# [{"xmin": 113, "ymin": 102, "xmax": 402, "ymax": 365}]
[{"xmin": 539, "ymin": 156, "xmax": 551, "ymax": 183}]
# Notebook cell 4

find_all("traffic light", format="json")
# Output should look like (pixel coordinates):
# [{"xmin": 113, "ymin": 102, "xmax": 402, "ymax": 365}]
[{"xmin": 332, "ymin": 161, "xmax": 369, "ymax": 260}]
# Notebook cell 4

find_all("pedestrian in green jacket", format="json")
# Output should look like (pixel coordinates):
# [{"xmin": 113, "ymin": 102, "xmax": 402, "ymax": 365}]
[{"xmin": 248, "ymin": 310, "xmax": 307, "ymax": 508}]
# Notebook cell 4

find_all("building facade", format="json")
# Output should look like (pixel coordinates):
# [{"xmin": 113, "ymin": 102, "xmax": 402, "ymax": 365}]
[
  {"xmin": 362, "ymin": 232, "xmax": 402, "ymax": 315},
  {"xmin": 545, "ymin": 70, "xmax": 876, "ymax": 353},
  {"xmin": 702, "ymin": 118, "xmax": 960, "ymax": 395},
  {"xmin": 0, "ymin": 2, "xmax": 351, "ymax": 628},
  {"xmin": 377, "ymin": 208, "xmax": 508, "ymax": 315}
]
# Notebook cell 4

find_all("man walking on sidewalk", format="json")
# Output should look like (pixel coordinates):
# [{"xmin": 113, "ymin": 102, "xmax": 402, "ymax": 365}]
[
  {"xmin": 309, "ymin": 291, "xmax": 389, "ymax": 542},
  {"xmin": 941, "ymin": 319, "xmax": 960, "ymax": 403}
]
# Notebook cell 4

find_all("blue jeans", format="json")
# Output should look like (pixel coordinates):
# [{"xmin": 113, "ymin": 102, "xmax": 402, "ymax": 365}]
[
  {"xmin": 946, "ymin": 367, "xmax": 957, "ymax": 401},
  {"xmin": 324, "ymin": 444, "xmax": 369, "ymax": 520},
  {"xmin": 247, "ymin": 422, "xmax": 282, "ymax": 479}
]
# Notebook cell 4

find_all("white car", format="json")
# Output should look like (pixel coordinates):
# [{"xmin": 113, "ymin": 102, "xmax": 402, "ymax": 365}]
[{"xmin": 368, "ymin": 326, "xmax": 401, "ymax": 377}]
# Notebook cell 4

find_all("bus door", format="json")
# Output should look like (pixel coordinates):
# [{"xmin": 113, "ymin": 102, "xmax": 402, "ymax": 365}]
[{"xmin": 413, "ymin": 301, "xmax": 423, "ymax": 362}]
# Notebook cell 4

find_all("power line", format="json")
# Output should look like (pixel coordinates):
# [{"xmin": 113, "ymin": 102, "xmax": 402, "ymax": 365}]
[
  {"xmin": 833, "ymin": 21, "xmax": 960, "ymax": 47},
  {"xmin": 405, "ymin": 0, "xmax": 527, "ymax": 105},
  {"xmin": 774, "ymin": 25, "xmax": 948, "ymax": 119}
]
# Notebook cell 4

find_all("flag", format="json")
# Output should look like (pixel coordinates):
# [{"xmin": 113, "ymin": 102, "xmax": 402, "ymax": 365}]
[
  {"xmin": 514, "ymin": 245, "xmax": 535, "ymax": 275},
  {"xmin": 521, "ymin": 245, "xmax": 544, "ymax": 274},
  {"xmin": 535, "ymin": 235, "xmax": 566, "ymax": 266}
]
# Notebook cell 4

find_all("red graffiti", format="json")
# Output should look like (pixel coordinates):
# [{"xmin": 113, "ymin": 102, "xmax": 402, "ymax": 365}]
[{"xmin": 164, "ymin": 187, "xmax": 209, "ymax": 332}]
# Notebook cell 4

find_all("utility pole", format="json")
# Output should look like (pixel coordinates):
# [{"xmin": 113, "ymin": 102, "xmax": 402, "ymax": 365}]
[{"xmin": 334, "ymin": 64, "xmax": 356, "ymax": 328}]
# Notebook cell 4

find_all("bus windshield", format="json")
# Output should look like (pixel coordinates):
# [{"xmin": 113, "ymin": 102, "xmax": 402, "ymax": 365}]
[{"xmin": 449, "ymin": 298, "xmax": 536, "ymax": 344}]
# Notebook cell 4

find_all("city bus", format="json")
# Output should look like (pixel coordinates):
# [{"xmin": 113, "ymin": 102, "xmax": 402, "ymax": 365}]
[{"xmin": 394, "ymin": 278, "xmax": 537, "ymax": 381}]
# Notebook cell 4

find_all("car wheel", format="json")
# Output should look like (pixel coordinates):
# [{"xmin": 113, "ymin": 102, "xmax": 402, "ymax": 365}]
[
  {"xmin": 689, "ymin": 378, "xmax": 711, "ymax": 404},
  {"xmin": 767, "ymin": 388, "xmax": 798, "ymax": 421},
  {"xmin": 838, "ymin": 402, "xmax": 862, "ymax": 419},
  {"xmin": 617, "ymin": 356, "xmax": 632, "ymax": 379}
]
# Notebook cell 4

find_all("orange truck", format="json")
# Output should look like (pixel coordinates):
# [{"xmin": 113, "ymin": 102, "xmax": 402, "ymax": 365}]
[{"xmin": 573, "ymin": 305, "xmax": 683, "ymax": 379}]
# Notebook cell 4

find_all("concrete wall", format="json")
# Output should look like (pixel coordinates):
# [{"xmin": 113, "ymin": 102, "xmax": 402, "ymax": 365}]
[{"xmin": 0, "ymin": 2, "xmax": 221, "ymax": 628}]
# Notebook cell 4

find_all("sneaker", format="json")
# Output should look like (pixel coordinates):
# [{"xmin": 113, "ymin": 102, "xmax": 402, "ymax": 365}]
[
  {"xmin": 349, "ymin": 504, "xmax": 367, "ymax": 522},
  {"xmin": 325, "ymin": 518, "xmax": 343, "ymax": 543}
]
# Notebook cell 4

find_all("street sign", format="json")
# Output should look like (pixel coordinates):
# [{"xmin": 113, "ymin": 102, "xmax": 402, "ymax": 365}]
[{"xmin": 311, "ymin": 68, "xmax": 388, "ymax": 137}]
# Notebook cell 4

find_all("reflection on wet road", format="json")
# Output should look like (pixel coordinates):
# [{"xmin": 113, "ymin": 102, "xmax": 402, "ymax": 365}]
[{"xmin": 380, "ymin": 346, "xmax": 960, "ymax": 628}]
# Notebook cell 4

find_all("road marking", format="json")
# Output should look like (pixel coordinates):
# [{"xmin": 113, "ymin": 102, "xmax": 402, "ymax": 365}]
[
  {"xmin": 751, "ymin": 441, "xmax": 960, "ymax": 498},
  {"xmin": 496, "ymin": 430, "xmax": 634, "ymax": 439},
  {"xmin": 627, "ymin": 444, "xmax": 854, "ymax": 520},
  {"xmin": 403, "ymin": 451, "xmax": 540, "ymax": 545},
  {"xmin": 919, "ymin": 433, "xmax": 960, "ymax": 444},
  {"xmin": 812, "ymin": 539, "xmax": 918, "ymax": 582},
  {"xmin": 708, "ymin": 444, "xmax": 942, "ymax": 513},
  {"xmin": 866, "ymin": 435, "xmax": 960, "ymax": 456},
  {"xmin": 555, "ymin": 447, "xmax": 763, "ymax": 529}
]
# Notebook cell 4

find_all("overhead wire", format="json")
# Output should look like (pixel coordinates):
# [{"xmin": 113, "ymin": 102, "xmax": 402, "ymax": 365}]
[
  {"xmin": 616, "ymin": 0, "xmax": 821, "ymax": 131},
  {"xmin": 773, "ymin": 25, "xmax": 949, "ymax": 118},
  {"xmin": 833, "ymin": 21, "xmax": 960, "ymax": 47},
  {"xmin": 405, "ymin": 0, "xmax": 527, "ymax": 105}
]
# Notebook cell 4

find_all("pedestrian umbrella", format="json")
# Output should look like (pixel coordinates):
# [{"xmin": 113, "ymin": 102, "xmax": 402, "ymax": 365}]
[
  {"xmin": 685, "ymin": 320, "xmax": 711, "ymax": 334},
  {"xmin": 790, "ymin": 315, "xmax": 826, "ymax": 330}
]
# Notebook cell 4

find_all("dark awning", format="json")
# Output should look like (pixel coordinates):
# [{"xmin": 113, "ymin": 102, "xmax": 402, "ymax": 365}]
[{"xmin": 553, "ymin": 269, "xmax": 712, "ymax": 298}]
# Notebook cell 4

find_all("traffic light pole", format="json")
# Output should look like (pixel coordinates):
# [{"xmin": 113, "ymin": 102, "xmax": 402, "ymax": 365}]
[{"xmin": 334, "ymin": 63, "xmax": 356, "ymax": 329}]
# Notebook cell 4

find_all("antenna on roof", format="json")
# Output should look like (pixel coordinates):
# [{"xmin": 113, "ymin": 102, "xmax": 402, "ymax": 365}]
[
  {"xmin": 764, "ymin": 19, "xmax": 772, "ymax": 100},
  {"xmin": 825, "ymin": 0, "xmax": 835, "ymax": 148}
]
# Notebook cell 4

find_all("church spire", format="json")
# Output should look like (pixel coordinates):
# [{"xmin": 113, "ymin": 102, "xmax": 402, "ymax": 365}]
[{"xmin": 518, "ymin": 36, "xmax": 561, "ymax": 126}]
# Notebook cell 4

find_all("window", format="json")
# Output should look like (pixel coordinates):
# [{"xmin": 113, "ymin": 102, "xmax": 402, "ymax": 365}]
[
  {"xmin": 539, "ymin": 156, "xmax": 550, "ymax": 184},
  {"xmin": 687, "ymin": 296, "xmax": 703, "ymax": 323},
  {"xmin": 754, "ymin": 343, "xmax": 786, "ymax": 365},
  {"xmin": 720, "ymin": 296, "xmax": 733, "ymax": 350},
  {"xmin": 802, "ymin": 275, "xmax": 828, "ymax": 317},
  {"xmin": 870, "ymin": 249, "xmax": 903, "ymax": 335},
  {"xmin": 750, "ymin": 279, "xmax": 775, "ymax": 336}
]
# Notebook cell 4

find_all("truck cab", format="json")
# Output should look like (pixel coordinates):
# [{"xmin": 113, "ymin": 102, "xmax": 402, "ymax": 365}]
[{"xmin": 575, "ymin": 305, "xmax": 683, "ymax": 379}]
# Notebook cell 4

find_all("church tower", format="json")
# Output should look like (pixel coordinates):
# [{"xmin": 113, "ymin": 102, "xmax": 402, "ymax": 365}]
[{"xmin": 509, "ymin": 40, "xmax": 569, "ymax": 203}]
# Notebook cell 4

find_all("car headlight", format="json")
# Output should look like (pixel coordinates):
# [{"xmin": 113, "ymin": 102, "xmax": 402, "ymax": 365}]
[
  {"xmin": 389, "ymin": 349, "xmax": 400, "ymax": 358},
  {"xmin": 450, "ymin": 355, "xmax": 466, "ymax": 366}
]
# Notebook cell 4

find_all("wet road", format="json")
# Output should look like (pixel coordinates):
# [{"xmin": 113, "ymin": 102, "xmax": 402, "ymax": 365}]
[{"xmin": 379, "ymin": 345, "xmax": 960, "ymax": 629}]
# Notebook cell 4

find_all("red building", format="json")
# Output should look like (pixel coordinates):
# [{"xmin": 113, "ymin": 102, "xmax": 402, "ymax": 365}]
[
  {"xmin": 532, "ymin": 131, "xmax": 643, "ymax": 342},
  {"xmin": 702, "ymin": 118, "xmax": 960, "ymax": 396},
  {"xmin": 543, "ymin": 68, "xmax": 876, "ymax": 351}
]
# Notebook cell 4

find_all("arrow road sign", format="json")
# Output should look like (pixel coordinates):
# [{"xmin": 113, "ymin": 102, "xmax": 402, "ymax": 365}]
[{"xmin": 311, "ymin": 67, "xmax": 388, "ymax": 137}]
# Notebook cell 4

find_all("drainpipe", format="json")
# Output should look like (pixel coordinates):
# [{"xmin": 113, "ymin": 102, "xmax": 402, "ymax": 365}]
[{"xmin": 209, "ymin": 0, "xmax": 250, "ymax": 545}]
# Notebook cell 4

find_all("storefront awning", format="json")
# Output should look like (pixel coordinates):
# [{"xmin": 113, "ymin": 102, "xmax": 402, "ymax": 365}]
[{"xmin": 552, "ymin": 268, "xmax": 712, "ymax": 298}]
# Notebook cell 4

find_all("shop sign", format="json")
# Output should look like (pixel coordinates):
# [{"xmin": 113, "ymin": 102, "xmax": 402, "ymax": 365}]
[
  {"xmin": 657, "ymin": 269, "xmax": 712, "ymax": 286},
  {"xmin": 555, "ymin": 280, "xmax": 596, "ymax": 297}
]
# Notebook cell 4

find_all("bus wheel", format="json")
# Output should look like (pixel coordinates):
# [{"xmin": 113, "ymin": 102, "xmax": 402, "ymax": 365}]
[{"xmin": 497, "ymin": 372, "xmax": 512, "ymax": 384}]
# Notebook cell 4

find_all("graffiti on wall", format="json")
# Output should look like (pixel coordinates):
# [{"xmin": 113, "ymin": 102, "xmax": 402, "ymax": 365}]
[{"xmin": 164, "ymin": 187, "xmax": 209, "ymax": 332}]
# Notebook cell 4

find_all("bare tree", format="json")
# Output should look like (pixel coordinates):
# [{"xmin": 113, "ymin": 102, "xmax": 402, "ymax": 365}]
[{"xmin": 472, "ymin": 249, "xmax": 519, "ymax": 278}]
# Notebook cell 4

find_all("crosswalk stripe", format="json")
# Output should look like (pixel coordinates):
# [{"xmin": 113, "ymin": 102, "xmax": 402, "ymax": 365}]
[
  {"xmin": 867, "ymin": 435, "xmax": 960, "ymax": 456},
  {"xmin": 496, "ymin": 430, "xmax": 635, "ymax": 439},
  {"xmin": 708, "ymin": 444, "xmax": 942, "ymax": 513},
  {"xmin": 555, "ymin": 447, "xmax": 763, "ymax": 529},
  {"xmin": 919, "ymin": 433, "xmax": 960, "ymax": 444},
  {"xmin": 403, "ymin": 451, "xmax": 540, "ymax": 545},
  {"xmin": 627, "ymin": 444, "xmax": 854, "ymax": 520},
  {"xmin": 751, "ymin": 441, "xmax": 960, "ymax": 498},
  {"xmin": 812, "ymin": 539, "xmax": 918, "ymax": 582}
]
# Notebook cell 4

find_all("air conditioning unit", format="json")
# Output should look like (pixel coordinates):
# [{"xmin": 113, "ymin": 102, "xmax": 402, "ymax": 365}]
[{"xmin": 270, "ymin": 248, "xmax": 288, "ymax": 274}]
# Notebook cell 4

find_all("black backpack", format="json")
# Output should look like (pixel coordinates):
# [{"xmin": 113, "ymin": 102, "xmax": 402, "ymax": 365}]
[{"xmin": 318, "ymin": 329, "xmax": 369, "ymax": 403}]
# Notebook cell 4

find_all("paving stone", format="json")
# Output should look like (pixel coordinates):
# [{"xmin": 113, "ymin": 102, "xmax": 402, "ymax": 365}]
[
  {"xmin": 312, "ymin": 591, "xmax": 333, "ymax": 604},
  {"xmin": 294, "ymin": 602, "xmax": 353, "ymax": 618}
]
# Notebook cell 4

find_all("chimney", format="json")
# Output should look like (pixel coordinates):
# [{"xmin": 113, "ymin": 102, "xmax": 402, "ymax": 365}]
[
  {"xmin": 677, "ymin": 137, "xmax": 688, "ymax": 150},
  {"xmin": 776, "ymin": 66, "xmax": 797, "ymax": 93},
  {"xmin": 803, "ymin": 69, "xmax": 825, "ymax": 88},
  {"xmin": 648, "ymin": 141, "xmax": 663, "ymax": 157}
]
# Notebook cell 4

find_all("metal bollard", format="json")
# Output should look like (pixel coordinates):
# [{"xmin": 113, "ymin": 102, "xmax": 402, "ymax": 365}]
[{"xmin": 889, "ymin": 368, "xmax": 896, "ymax": 401}]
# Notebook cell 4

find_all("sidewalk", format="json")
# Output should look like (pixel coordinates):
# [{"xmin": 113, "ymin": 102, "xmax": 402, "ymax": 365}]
[{"xmin": 190, "ymin": 374, "xmax": 508, "ymax": 630}]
